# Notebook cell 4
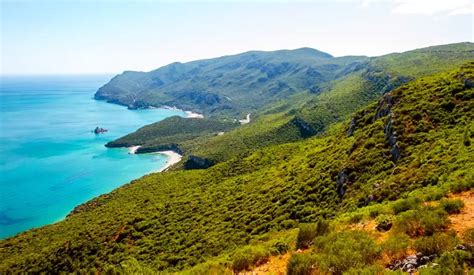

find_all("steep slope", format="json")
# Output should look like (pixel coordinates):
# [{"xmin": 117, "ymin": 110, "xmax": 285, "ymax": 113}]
[
  {"xmin": 105, "ymin": 116, "xmax": 238, "ymax": 154},
  {"xmin": 106, "ymin": 43, "xmax": 474, "ymax": 168},
  {"xmin": 297, "ymin": 42, "xmax": 474, "ymax": 132},
  {"xmin": 1, "ymin": 63, "xmax": 472, "ymax": 273},
  {"xmin": 95, "ymin": 48, "xmax": 366, "ymax": 116}
]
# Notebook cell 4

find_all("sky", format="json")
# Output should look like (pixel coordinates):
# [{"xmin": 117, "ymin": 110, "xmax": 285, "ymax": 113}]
[{"xmin": 1, "ymin": 0, "xmax": 473, "ymax": 75}]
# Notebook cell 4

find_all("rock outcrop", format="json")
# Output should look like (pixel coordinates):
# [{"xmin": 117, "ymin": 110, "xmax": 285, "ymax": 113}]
[
  {"xmin": 290, "ymin": 117, "xmax": 317, "ymax": 138},
  {"xmin": 93, "ymin": 127, "xmax": 108, "ymax": 134},
  {"xmin": 384, "ymin": 114, "xmax": 401, "ymax": 161},
  {"xmin": 335, "ymin": 170, "xmax": 349, "ymax": 197},
  {"xmin": 184, "ymin": 155, "xmax": 214, "ymax": 170}
]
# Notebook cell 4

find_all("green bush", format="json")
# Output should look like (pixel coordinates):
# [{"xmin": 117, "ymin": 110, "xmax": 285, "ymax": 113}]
[
  {"xmin": 313, "ymin": 231, "xmax": 381, "ymax": 273},
  {"xmin": 345, "ymin": 264, "xmax": 387, "ymax": 275},
  {"xmin": 348, "ymin": 213, "xmax": 364, "ymax": 224},
  {"xmin": 449, "ymin": 180, "xmax": 473, "ymax": 193},
  {"xmin": 286, "ymin": 254, "xmax": 317, "ymax": 275},
  {"xmin": 439, "ymin": 198, "xmax": 464, "ymax": 214},
  {"xmin": 369, "ymin": 207, "xmax": 382, "ymax": 219},
  {"xmin": 281, "ymin": 219, "xmax": 297, "ymax": 229},
  {"xmin": 270, "ymin": 241, "xmax": 290, "ymax": 255},
  {"xmin": 382, "ymin": 234, "xmax": 410, "ymax": 260},
  {"xmin": 296, "ymin": 220, "xmax": 330, "ymax": 249},
  {"xmin": 394, "ymin": 208, "xmax": 449, "ymax": 237},
  {"xmin": 230, "ymin": 246, "xmax": 269, "ymax": 272},
  {"xmin": 392, "ymin": 197, "xmax": 420, "ymax": 214},
  {"xmin": 414, "ymin": 232, "xmax": 458, "ymax": 256},
  {"xmin": 463, "ymin": 228, "xmax": 474, "ymax": 251}
]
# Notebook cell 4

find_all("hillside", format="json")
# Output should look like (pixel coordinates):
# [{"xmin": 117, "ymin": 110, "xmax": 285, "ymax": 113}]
[
  {"xmin": 105, "ymin": 43, "xmax": 474, "ymax": 167},
  {"xmin": 105, "ymin": 116, "xmax": 238, "ymax": 154},
  {"xmin": 94, "ymin": 48, "xmax": 367, "ymax": 116},
  {"xmin": 1, "ymin": 63, "xmax": 472, "ymax": 273}
]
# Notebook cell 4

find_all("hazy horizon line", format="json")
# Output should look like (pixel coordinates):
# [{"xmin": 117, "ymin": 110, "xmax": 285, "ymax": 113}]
[{"xmin": 2, "ymin": 41, "xmax": 472, "ymax": 76}]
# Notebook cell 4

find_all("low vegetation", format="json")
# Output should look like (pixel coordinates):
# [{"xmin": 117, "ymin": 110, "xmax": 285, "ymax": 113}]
[{"xmin": 0, "ymin": 60, "xmax": 473, "ymax": 273}]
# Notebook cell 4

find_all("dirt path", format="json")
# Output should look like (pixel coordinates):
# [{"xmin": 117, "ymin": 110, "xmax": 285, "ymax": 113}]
[
  {"xmin": 242, "ymin": 191, "xmax": 473, "ymax": 274},
  {"xmin": 448, "ymin": 191, "xmax": 474, "ymax": 234},
  {"xmin": 239, "ymin": 253, "xmax": 291, "ymax": 275}
]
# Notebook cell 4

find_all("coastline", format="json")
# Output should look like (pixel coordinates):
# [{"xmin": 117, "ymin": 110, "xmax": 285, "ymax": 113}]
[
  {"xmin": 129, "ymin": 146, "xmax": 182, "ymax": 172},
  {"xmin": 161, "ymin": 105, "xmax": 204, "ymax": 118},
  {"xmin": 156, "ymin": 150, "xmax": 182, "ymax": 172}
]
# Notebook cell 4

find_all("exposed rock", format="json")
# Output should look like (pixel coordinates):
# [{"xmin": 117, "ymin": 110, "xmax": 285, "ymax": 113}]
[
  {"xmin": 384, "ymin": 114, "xmax": 401, "ymax": 161},
  {"xmin": 290, "ymin": 117, "xmax": 317, "ymax": 138},
  {"xmin": 347, "ymin": 117, "xmax": 356, "ymax": 136},
  {"xmin": 309, "ymin": 85, "xmax": 322, "ymax": 94},
  {"xmin": 347, "ymin": 142, "xmax": 357, "ymax": 155},
  {"xmin": 335, "ymin": 170, "xmax": 349, "ymax": 197},
  {"xmin": 93, "ymin": 126, "xmax": 108, "ymax": 134},
  {"xmin": 373, "ymin": 94, "xmax": 394, "ymax": 121},
  {"xmin": 388, "ymin": 253, "xmax": 437, "ymax": 273},
  {"xmin": 375, "ymin": 220, "xmax": 392, "ymax": 232},
  {"xmin": 184, "ymin": 155, "xmax": 213, "ymax": 170},
  {"xmin": 390, "ymin": 144, "xmax": 401, "ymax": 162},
  {"xmin": 464, "ymin": 78, "xmax": 474, "ymax": 89}
]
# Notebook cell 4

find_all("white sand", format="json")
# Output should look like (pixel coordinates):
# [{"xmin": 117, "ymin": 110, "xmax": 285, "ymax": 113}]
[
  {"xmin": 185, "ymin": 111, "xmax": 204, "ymax": 118},
  {"xmin": 162, "ymin": 105, "xmax": 204, "ymax": 118},
  {"xmin": 239, "ymin": 113, "xmax": 251, "ymax": 124},
  {"xmin": 156, "ymin": 150, "xmax": 182, "ymax": 172},
  {"xmin": 128, "ymin": 146, "xmax": 141, "ymax": 154},
  {"xmin": 127, "ymin": 146, "xmax": 182, "ymax": 172}
]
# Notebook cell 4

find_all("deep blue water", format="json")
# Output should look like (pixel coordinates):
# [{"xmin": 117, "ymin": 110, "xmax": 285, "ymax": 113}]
[{"xmin": 0, "ymin": 75, "xmax": 185, "ymax": 239}]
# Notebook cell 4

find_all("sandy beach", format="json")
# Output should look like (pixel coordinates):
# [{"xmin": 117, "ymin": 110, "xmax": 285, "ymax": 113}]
[
  {"xmin": 128, "ymin": 146, "xmax": 141, "ymax": 154},
  {"xmin": 185, "ymin": 111, "xmax": 204, "ymax": 118},
  {"xmin": 156, "ymin": 150, "xmax": 182, "ymax": 172},
  {"xmin": 128, "ymin": 146, "xmax": 182, "ymax": 172},
  {"xmin": 162, "ymin": 105, "xmax": 204, "ymax": 118}
]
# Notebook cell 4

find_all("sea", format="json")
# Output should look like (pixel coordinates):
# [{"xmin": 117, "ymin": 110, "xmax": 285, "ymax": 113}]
[{"xmin": 0, "ymin": 75, "xmax": 185, "ymax": 239}]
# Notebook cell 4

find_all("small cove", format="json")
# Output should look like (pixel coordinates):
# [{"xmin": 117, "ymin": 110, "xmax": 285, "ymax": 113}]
[{"xmin": 0, "ymin": 75, "xmax": 185, "ymax": 239}]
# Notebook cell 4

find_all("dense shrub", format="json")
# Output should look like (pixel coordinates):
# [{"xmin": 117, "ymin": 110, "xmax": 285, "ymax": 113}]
[
  {"xmin": 270, "ymin": 241, "xmax": 290, "ymax": 255},
  {"xmin": 449, "ymin": 180, "xmax": 473, "ymax": 193},
  {"xmin": 382, "ymin": 234, "xmax": 410, "ymax": 260},
  {"xmin": 394, "ymin": 208, "xmax": 449, "ymax": 237},
  {"xmin": 313, "ymin": 231, "xmax": 381, "ymax": 273},
  {"xmin": 348, "ymin": 213, "xmax": 364, "ymax": 224},
  {"xmin": 2, "ymin": 64, "xmax": 474, "ymax": 273},
  {"xmin": 463, "ymin": 228, "xmax": 474, "ymax": 251},
  {"xmin": 286, "ymin": 254, "xmax": 317, "ymax": 275},
  {"xmin": 439, "ymin": 198, "xmax": 464, "ymax": 214},
  {"xmin": 230, "ymin": 246, "xmax": 269, "ymax": 272},
  {"xmin": 296, "ymin": 220, "xmax": 330, "ymax": 249},
  {"xmin": 392, "ymin": 198, "xmax": 420, "ymax": 214},
  {"xmin": 345, "ymin": 264, "xmax": 386, "ymax": 275},
  {"xmin": 368, "ymin": 207, "xmax": 382, "ymax": 219},
  {"xmin": 414, "ymin": 232, "xmax": 458, "ymax": 255}
]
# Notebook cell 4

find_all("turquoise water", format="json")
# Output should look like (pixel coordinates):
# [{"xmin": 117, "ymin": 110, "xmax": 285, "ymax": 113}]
[{"xmin": 0, "ymin": 75, "xmax": 185, "ymax": 239}]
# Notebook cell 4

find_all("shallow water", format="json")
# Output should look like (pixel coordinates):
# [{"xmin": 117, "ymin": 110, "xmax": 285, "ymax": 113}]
[{"xmin": 0, "ymin": 75, "xmax": 185, "ymax": 239}]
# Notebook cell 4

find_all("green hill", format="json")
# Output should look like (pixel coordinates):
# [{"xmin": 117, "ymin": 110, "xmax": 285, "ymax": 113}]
[
  {"xmin": 105, "ymin": 116, "xmax": 238, "ymax": 154},
  {"xmin": 1, "ymin": 62, "xmax": 472, "ymax": 273},
  {"xmin": 94, "ymin": 48, "xmax": 367, "ymax": 116},
  {"xmin": 105, "ymin": 43, "xmax": 474, "ymax": 168}
]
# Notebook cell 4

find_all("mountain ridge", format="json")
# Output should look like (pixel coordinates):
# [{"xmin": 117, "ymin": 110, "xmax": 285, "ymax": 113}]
[
  {"xmin": 104, "ymin": 43, "xmax": 474, "ymax": 169},
  {"xmin": 1, "ymin": 62, "xmax": 473, "ymax": 273}
]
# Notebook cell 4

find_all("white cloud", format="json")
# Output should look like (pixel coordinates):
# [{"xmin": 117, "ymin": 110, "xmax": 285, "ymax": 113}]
[{"xmin": 391, "ymin": 0, "xmax": 473, "ymax": 16}]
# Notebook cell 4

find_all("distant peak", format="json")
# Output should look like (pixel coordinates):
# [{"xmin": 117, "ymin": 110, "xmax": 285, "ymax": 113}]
[{"xmin": 292, "ymin": 47, "xmax": 333, "ymax": 58}]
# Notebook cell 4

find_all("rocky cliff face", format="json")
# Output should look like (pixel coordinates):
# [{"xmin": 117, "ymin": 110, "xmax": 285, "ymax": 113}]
[{"xmin": 184, "ymin": 155, "xmax": 214, "ymax": 170}]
